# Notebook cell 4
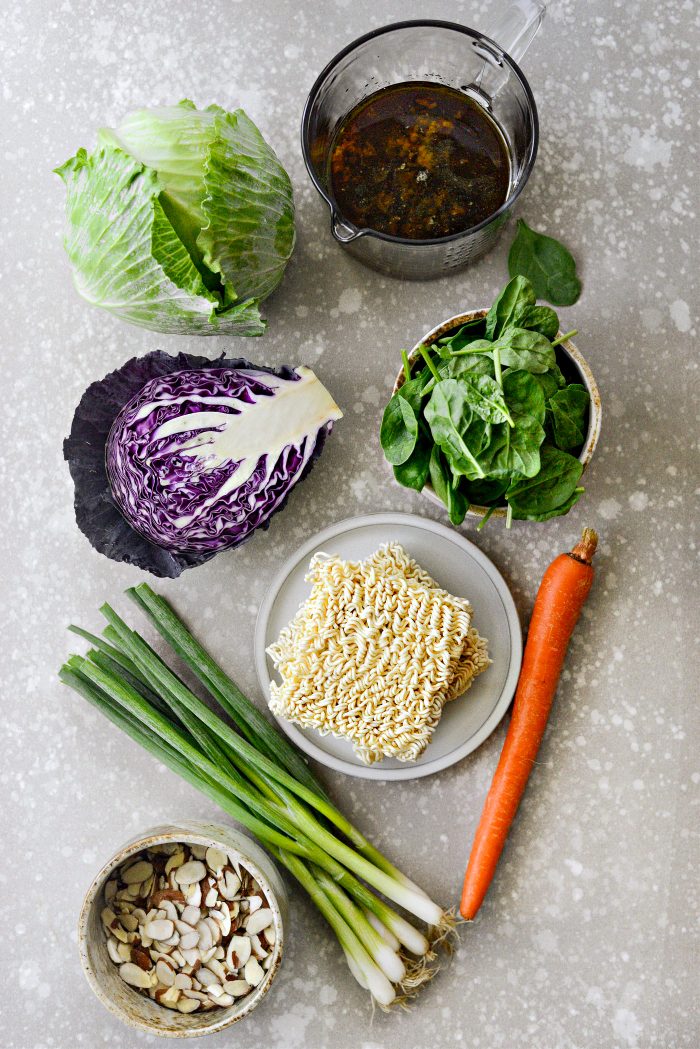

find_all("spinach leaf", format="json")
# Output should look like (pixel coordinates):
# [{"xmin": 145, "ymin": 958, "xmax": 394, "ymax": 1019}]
[
  {"xmin": 510, "ymin": 487, "xmax": 584, "ymax": 522},
  {"xmin": 532, "ymin": 370, "xmax": 561, "ymax": 401},
  {"xmin": 502, "ymin": 369, "xmax": 546, "ymax": 426},
  {"xmin": 425, "ymin": 380, "xmax": 486, "ymax": 480},
  {"xmin": 485, "ymin": 275, "xmax": 536, "ymax": 339},
  {"xmin": 396, "ymin": 369, "xmax": 431, "ymax": 413},
  {"xmin": 438, "ymin": 354, "xmax": 494, "ymax": 380},
  {"xmin": 495, "ymin": 327, "xmax": 556, "ymax": 373},
  {"xmin": 506, "ymin": 444, "xmax": 583, "ymax": 517},
  {"xmin": 462, "ymin": 477, "xmax": 509, "ymax": 506},
  {"xmin": 429, "ymin": 445, "xmax": 469, "ymax": 525},
  {"xmin": 393, "ymin": 435, "xmax": 432, "ymax": 491},
  {"xmin": 479, "ymin": 413, "xmax": 544, "ymax": 480},
  {"xmin": 508, "ymin": 219, "xmax": 582, "ymax": 306},
  {"xmin": 547, "ymin": 384, "xmax": 589, "ymax": 450},
  {"xmin": 436, "ymin": 317, "xmax": 487, "ymax": 351},
  {"xmin": 461, "ymin": 373, "xmax": 514, "ymax": 425},
  {"xmin": 380, "ymin": 393, "xmax": 419, "ymax": 466},
  {"xmin": 513, "ymin": 303, "xmax": 560, "ymax": 340}
]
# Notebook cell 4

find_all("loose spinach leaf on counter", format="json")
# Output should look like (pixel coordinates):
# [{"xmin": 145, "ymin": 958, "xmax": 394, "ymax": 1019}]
[
  {"xmin": 380, "ymin": 393, "xmax": 419, "ymax": 465},
  {"xmin": 429, "ymin": 445, "xmax": 469, "ymax": 525},
  {"xmin": 506, "ymin": 444, "xmax": 583, "ymax": 518},
  {"xmin": 393, "ymin": 435, "xmax": 432, "ymax": 491},
  {"xmin": 547, "ymin": 384, "xmax": 589, "ymax": 450},
  {"xmin": 508, "ymin": 219, "xmax": 582, "ymax": 306},
  {"xmin": 485, "ymin": 275, "xmax": 535, "ymax": 339}
]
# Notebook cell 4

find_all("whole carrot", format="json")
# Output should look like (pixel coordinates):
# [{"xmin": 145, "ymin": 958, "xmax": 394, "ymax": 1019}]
[{"xmin": 460, "ymin": 527, "xmax": 599, "ymax": 920}]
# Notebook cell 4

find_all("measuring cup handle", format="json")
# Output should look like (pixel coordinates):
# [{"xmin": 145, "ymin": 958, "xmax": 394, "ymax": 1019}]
[{"xmin": 485, "ymin": 0, "xmax": 546, "ymax": 63}]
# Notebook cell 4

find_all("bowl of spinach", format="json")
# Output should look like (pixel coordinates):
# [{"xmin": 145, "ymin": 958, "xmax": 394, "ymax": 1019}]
[{"xmin": 381, "ymin": 276, "xmax": 601, "ymax": 528}]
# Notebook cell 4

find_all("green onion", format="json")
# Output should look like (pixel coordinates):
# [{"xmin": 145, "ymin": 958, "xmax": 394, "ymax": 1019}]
[{"xmin": 60, "ymin": 588, "xmax": 454, "ymax": 1005}]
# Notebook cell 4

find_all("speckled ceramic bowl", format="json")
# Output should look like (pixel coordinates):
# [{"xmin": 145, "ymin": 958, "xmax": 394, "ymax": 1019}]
[
  {"xmin": 393, "ymin": 308, "xmax": 602, "ymax": 521},
  {"xmin": 78, "ymin": 821, "xmax": 287, "ymax": 1038}
]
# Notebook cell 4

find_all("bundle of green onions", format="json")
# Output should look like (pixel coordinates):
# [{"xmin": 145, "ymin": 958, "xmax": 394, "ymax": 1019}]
[{"xmin": 60, "ymin": 583, "xmax": 453, "ymax": 1007}]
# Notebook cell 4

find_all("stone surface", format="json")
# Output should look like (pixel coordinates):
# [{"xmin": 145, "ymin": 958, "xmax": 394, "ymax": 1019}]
[{"xmin": 2, "ymin": 1, "xmax": 697, "ymax": 1047}]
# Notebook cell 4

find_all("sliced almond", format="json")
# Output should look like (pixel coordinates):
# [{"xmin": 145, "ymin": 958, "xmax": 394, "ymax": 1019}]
[
  {"xmin": 122, "ymin": 860, "xmax": 153, "ymax": 885},
  {"xmin": 174, "ymin": 973, "xmax": 193, "ymax": 990},
  {"xmin": 181, "ymin": 905, "xmax": 201, "ymax": 927},
  {"xmin": 160, "ymin": 899, "xmax": 179, "ymax": 923},
  {"xmin": 244, "ymin": 958, "xmax": 264, "ymax": 987},
  {"xmin": 180, "ymin": 947, "xmax": 201, "ymax": 967},
  {"xmin": 119, "ymin": 962, "xmax": 153, "ymax": 988},
  {"xmin": 156, "ymin": 985, "xmax": 181, "ymax": 1007},
  {"xmin": 249, "ymin": 934, "xmax": 267, "ymax": 961},
  {"xmin": 204, "ymin": 884, "xmax": 218, "ymax": 909},
  {"xmin": 218, "ymin": 869, "xmax": 241, "ymax": 901},
  {"xmin": 106, "ymin": 936, "xmax": 122, "ymax": 965},
  {"xmin": 197, "ymin": 968, "xmax": 219, "ymax": 988},
  {"xmin": 143, "ymin": 918, "xmax": 174, "ymax": 941},
  {"xmin": 179, "ymin": 930, "xmax": 200, "ymax": 951},
  {"xmin": 247, "ymin": 895, "xmax": 263, "ymax": 914},
  {"xmin": 226, "ymin": 934, "xmax": 251, "ymax": 971},
  {"xmin": 130, "ymin": 945, "xmax": 153, "ymax": 971},
  {"xmin": 120, "ymin": 913, "xmax": 139, "ymax": 932},
  {"xmin": 156, "ymin": 959, "xmax": 176, "ymax": 987},
  {"xmin": 184, "ymin": 881, "xmax": 202, "ymax": 907},
  {"xmin": 165, "ymin": 849, "xmax": 186, "ymax": 875},
  {"xmin": 177, "ymin": 997, "xmax": 199, "ymax": 1014},
  {"xmin": 225, "ymin": 979, "xmax": 251, "ymax": 997},
  {"xmin": 195, "ymin": 920, "xmax": 213, "ymax": 953},
  {"xmin": 117, "ymin": 942, "xmax": 132, "ymax": 962},
  {"xmin": 205, "ymin": 847, "xmax": 227, "ymax": 874},
  {"xmin": 149, "ymin": 888, "xmax": 186, "ymax": 909},
  {"xmin": 263, "ymin": 954, "xmax": 274, "ymax": 971},
  {"xmin": 246, "ymin": 909, "xmax": 273, "ymax": 936},
  {"xmin": 174, "ymin": 860, "xmax": 206, "ymax": 885},
  {"xmin": 190, "ymin": 844, "xmax": 207, "ymax": 860},
  {"xmin": 206, "ymin": 958, "xmax": 227, "ymax": 983},
  {"xmin": 265, "ymin": 924, "xmax": 276, "ymax": 947},
  {"xmin": 199, "ymin": 946, "xmax": 217, "ymax": 965},
  {"xmin": 210, "ymin": 907, "xmax": 231, "ymax": 938}
]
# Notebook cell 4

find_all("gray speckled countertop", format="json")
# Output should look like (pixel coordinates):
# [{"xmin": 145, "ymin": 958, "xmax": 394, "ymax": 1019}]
[{"xmin": 2, "ymin": 1, "xmax": 698, "ymax": 1047}]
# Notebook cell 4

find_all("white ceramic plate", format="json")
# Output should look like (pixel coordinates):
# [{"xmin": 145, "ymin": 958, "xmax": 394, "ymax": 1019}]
[{"xmin": 254, "ymin": 513, "xmax": 522, "ymax": 781}]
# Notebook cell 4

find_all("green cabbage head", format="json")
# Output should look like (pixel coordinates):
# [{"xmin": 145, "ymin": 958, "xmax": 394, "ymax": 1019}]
[{"xmin": 55, "ymin": 100, "xmax": 295, "ymax": 335}]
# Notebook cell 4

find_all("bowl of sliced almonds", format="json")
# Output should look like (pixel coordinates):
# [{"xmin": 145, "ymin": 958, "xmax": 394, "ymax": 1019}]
[{"xmin": 78, "ymin": 821, "xmax": 287, "ymax": 1037}]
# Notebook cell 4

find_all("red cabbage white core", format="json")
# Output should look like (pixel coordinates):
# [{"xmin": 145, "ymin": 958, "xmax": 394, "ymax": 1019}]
[{"xmin": 106, "ymin": 365, "xmax": 342, "ymax": 553}]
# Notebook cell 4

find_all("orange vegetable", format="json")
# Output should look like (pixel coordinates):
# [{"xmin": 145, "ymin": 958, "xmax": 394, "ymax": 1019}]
[{"xmin": 460, "ymin": 527, "xmax": 599, "ymax": 920}]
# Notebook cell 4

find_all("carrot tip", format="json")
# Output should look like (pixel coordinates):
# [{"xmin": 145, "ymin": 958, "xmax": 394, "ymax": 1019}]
[{"xmin": 571, "ymin": 527, "xmax": 598, "ymax": 564}]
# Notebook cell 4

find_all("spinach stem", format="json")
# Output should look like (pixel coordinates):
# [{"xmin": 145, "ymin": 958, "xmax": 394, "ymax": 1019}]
[
  {"xmin": 401, "ymin": 350, "xmax": 412, "ymax": 383},
  {"xmin": 505, "ymin": 504, "xmax": 513, "ymax": 529},
  {"xmin": 418, "ymin": 345, "xmax": 441, "ymax": 382},
  {"xmin": 492, "ymin": 343, "xmax": 503, "ymax": 388},
  {"xmin": 476, "ymin": 506, "xmax": 497, "ymax": 531},
  {"xmin": 551, "ymin": 329, "xmax": 578, "ymax": 347}
]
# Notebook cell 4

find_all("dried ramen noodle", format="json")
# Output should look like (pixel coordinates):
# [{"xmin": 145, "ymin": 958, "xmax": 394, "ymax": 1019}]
[{"xmin": 267, "ymin": 543, "xmax": 490, "ymax": 764}]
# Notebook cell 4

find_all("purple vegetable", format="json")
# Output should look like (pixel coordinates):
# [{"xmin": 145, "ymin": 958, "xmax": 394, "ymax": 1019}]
[{"xmin": 65, "ymin": 351, "xmax": 342, "ymax": 577}]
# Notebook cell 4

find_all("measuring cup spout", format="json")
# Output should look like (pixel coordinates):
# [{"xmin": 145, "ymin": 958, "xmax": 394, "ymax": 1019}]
[
  {"xmin": 485, "ymin": 0, "xmax": 546, "ymax": 63},
  {"xmin": 331, "ymin": 213, "xmax": 361, "ymax": 244}
]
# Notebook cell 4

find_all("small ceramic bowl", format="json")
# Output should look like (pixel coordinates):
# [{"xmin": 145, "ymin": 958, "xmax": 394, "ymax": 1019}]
[
  {"xmin": 393, "ymin": 308, "xmax": 602, "ymax": 521},
  {"xmin": 78, "ymin": 821, "xmax": 287, "ymax": 1038}
]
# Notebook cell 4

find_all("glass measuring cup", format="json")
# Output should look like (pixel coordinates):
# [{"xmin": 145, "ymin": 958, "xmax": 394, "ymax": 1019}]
[{"xmin": 301, "ymin": 4, "xmax": 545, "ymax": 280}]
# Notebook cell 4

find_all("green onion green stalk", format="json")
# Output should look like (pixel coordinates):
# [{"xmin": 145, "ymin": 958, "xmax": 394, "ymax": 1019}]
[{"xmin": 60, "ymin": 584, "xmax": 453, "ymax": 1007}]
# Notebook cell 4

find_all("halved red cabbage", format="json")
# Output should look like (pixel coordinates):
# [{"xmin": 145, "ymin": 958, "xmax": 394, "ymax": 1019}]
[{"xmin": 64, "ymin": 352, "xmax": 342, "ymax": 577}]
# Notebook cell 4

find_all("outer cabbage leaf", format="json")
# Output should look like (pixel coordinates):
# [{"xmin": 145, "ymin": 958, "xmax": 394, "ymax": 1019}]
[{"xmin": 55, "ymin": 145, "xmax": 264, "ymax": 335}]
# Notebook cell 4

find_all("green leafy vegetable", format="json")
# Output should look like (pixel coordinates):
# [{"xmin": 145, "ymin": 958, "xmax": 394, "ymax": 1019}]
[
  {"xmin": 393, "ymin": 436, "xmax": 432, "ymax": 491},
  {"xmin": 425, "ymin": 380, "xmax": 486, "ymax": 480},
  {"xmin": 506, "ymin": 445, "xmax": 583, "ymax": 518},
  {"xmin": 508, "ymin": 219, "xmax": 582, "ymax": 306},
  {"xmin": 381, "ymin": 277, "xmax": 590, "ymax": 527},
  {"xmin": 55, "ymin": 101, "xmax": 295, "ymax": 335},
  {"xmin": 485, "ymin": 275, "xmax": 535, "ymax": 339},
  {"xmin": 429, "ymin": 446, "xmax": 469, "ymax": 525},
  {"xmin": 546, "ymin": 384, "xmax": 589, "ymax": 450},
  {"xmin": 380, "ymin": 394, "xmax": 419, "ymax": 466},
  {"xmin": 495, "ymin": 328, "xmax": 556, "ymax": 373}
]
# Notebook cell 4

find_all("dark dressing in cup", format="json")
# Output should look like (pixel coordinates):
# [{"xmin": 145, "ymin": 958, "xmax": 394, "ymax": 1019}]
[{"xmin": 328, "ymin": 82, "xmax": 510, "ymax": 240}]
